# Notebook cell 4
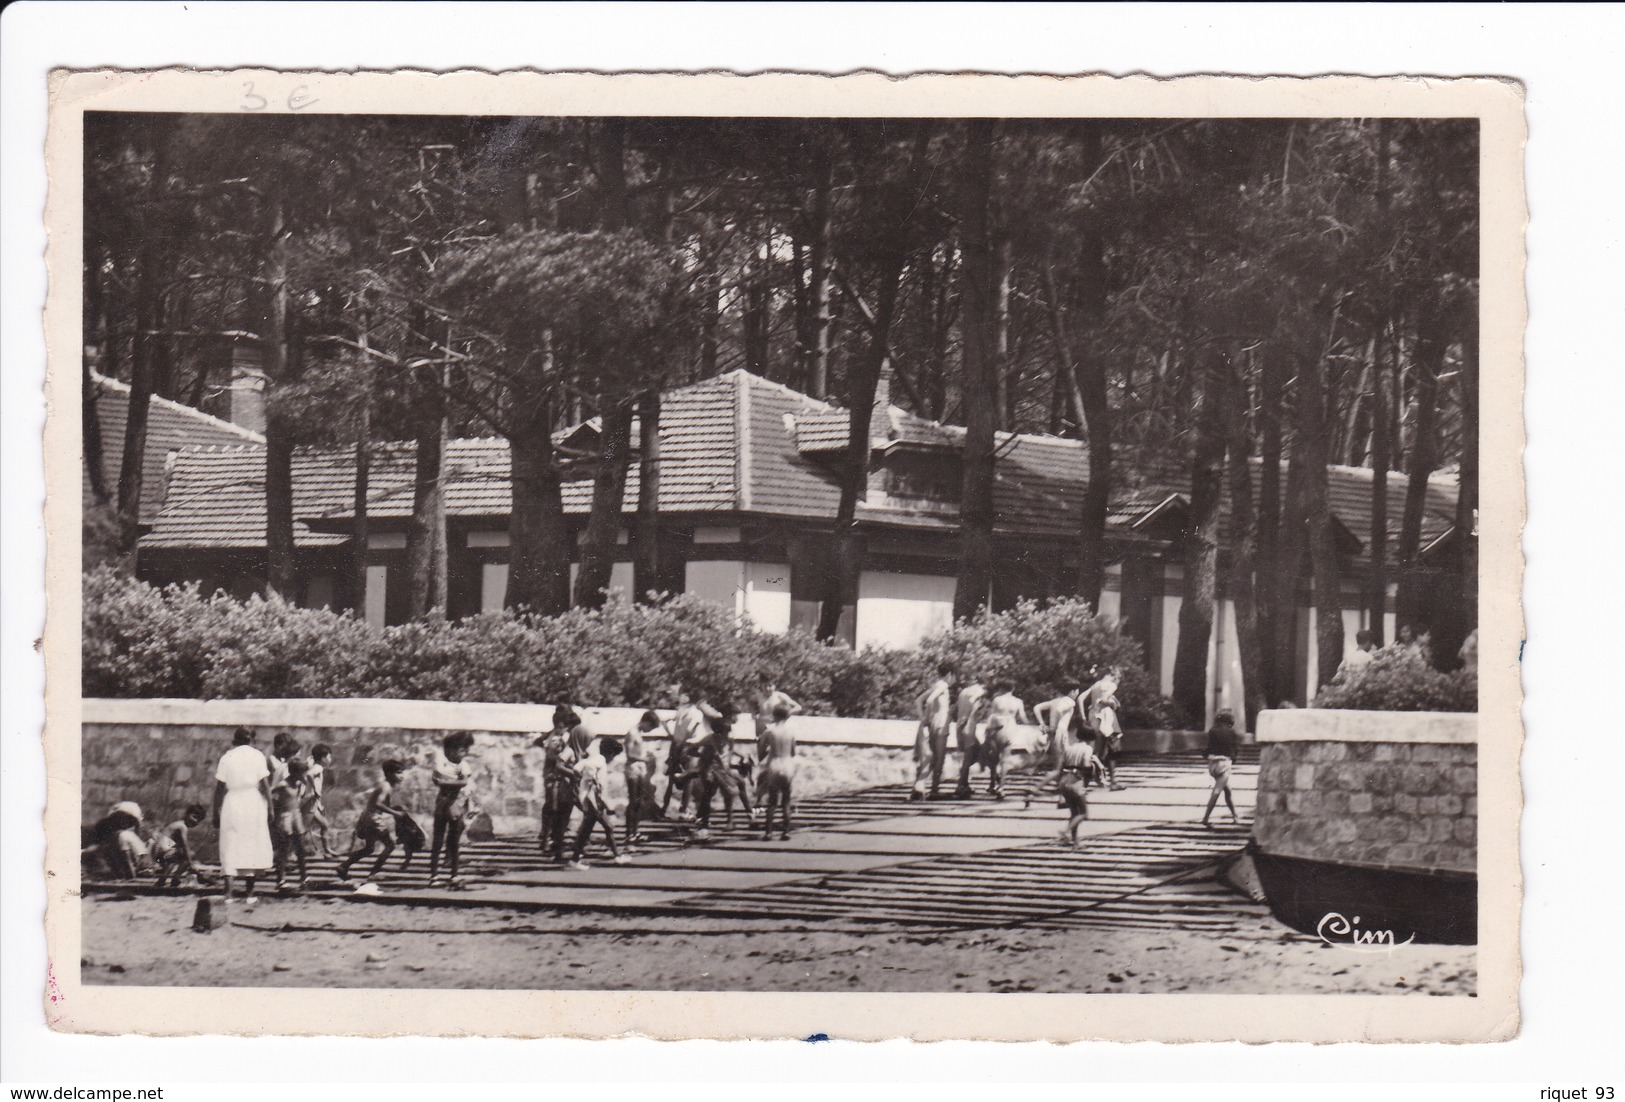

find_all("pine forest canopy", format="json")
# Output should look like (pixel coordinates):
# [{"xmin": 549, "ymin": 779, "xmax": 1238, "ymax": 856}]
[{"xmin": 82, "ymin": 111, "xmax": 1478, "ymax": 713}]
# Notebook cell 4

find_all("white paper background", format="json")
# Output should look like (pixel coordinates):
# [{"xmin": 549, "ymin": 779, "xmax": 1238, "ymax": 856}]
[{"xmin": 2, "ymin": 0, "xmax": 1615, "ymax": 1085}]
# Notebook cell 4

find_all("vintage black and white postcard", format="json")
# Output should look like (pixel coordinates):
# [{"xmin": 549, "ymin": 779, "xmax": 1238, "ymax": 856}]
[{"xmin": 42, "ymin": 69, "xmax": 1525, "ymax": 1041}]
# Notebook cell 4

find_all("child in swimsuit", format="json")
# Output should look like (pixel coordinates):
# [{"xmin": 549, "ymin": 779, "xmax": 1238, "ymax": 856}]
[{"xmin": 429, "ymin": 732, "xmax": 476, "ymax": 886}]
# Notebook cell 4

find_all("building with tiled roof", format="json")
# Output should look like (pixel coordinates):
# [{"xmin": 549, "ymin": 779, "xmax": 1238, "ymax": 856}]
[
  {"xmin": 119, "ymin": 368, "xmax": 1462, "ymax": 717},
  {"xmin": 83, "ymin": 371, "xmax": 265, "ymax": 520}
]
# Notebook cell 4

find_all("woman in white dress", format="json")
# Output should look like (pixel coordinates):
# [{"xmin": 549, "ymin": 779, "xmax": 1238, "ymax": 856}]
[{"xmin": 212, "ymin": 727, "xmax": 274, "ymax": 904}]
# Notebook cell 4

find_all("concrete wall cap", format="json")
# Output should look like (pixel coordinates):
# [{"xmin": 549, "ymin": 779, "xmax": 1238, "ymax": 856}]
[{"xmin": 1256, "ymin": 709, "xmax": 1477, "ymax": 745}]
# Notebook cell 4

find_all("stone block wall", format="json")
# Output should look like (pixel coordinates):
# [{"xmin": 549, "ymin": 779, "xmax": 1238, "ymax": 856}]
[
  {"xmin": 1251, "ymin": 710, "xmax": 1477, "ymax": 876},
  {"xmin": 78, "ymin": 699, "xmax": 926, "ymax": 861},
  {"xmin": 82, "ymin": 722, "xmax": 549, "ymax": 848}
]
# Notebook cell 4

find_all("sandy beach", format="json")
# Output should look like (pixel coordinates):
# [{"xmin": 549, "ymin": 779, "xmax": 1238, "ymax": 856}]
[{"xmin": 81, "ymin": 894, "xmax": 1475, "ymax": 995}]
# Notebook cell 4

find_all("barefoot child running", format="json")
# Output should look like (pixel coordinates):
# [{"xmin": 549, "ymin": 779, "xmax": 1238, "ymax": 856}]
[
  {"xmin": 429, "ymin": 732, "xmax": 476, "ymax": 886},
  {"xmin": 758, "ymin": 703, "xmax": 798, "ymax": 841},
  {"xmin": 337, "ymin": 759, "xmax": 409, "ymax": 891},
  {"xmin": 1033, "ymin": 680, "xmax": 1081, "ymax": 769}
]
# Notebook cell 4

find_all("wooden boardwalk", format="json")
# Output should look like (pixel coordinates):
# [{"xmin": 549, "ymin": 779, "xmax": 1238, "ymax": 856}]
[{"xmin": 90, "ymin": 751, "xmax": 1270, "ymax": 933}]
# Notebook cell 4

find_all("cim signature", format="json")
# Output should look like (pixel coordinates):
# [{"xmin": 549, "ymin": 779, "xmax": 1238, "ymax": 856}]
[{"xmin": 1316, "ymin": 911, "xmax": 1415, "ymax": 952}]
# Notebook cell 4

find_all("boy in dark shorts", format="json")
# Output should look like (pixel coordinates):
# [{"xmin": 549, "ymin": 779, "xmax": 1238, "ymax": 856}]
[
  {"xmin": 537, "ymin": 708, "xmax": 583, "ymax": 863},
  {"xmin": 271, "ymin": 757, "xmax": 310, "ymax": 892},
  {"xmin": 1049, "ymin": 737, "xmax": 1097, "ymax": 848},
  {"xmin": 336, "ymin": 759, "xmax": 408, "ymax": 890}
]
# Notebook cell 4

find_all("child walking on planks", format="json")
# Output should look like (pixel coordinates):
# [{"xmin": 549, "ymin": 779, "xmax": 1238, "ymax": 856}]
[
  {"xmin": 982, "ymin": 681, "xmax": 1030, "ymax": 800},
  {"xmin": 1049, "ymin": 733, "xmax": 1098, "ymax": 849},
  {"xmin": 271, "ymin": 757, "xmax": 310, "ymax": 892},
  {"xmin": 303, "ymin": 743, "xmax": 337, "ymax": 858},
  {"xmin": 664, "ymin": 686, "xmax": 721, "ymax": 819},
  {"xmin": 758, "ymin": 703, "xmax": 798, "ymax": 841},
  {"xmin": 568, "ymin": 738, "xmax": 629, "ymax": 869},
  {"xmin": 952, "ymin": 675, "xmax": 989, "ymax": 799},
  {"xmin": 429, "ymin": 732, "xmax": 476, "ymax": 887},
  {"xmin": 911, "ymin": 662, "xmax": 955, "ymax": 802},
  {"xmin": 1092, "ymin": 691, "xmax": 1127, "ymax": 791},
  {"xmin": 538, "ymin": 706, "xmax": 585, "ymax": 863},
  {"xmin": 1202, "ymin": 709, "xmax": 1242, "ymax": 828},
  {"xmin": 622, "ymin": 710, "xmax": 662, "ymax": 847},
  {"xmin": 336, "ymin": 759, "xmax": 409, "ymax": 892}
]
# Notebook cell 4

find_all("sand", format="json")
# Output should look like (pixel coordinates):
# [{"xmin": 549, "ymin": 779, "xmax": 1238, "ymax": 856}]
[{"xmin": 80, "ymin": 894, "xmax": 1475, "ymax": 996}]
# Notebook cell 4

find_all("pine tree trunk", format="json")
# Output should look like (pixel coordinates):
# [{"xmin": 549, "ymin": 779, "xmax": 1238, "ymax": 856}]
[
  {"xmin": 260, "ymin": 193, "xmax": 298, "ymax": 600},
  {"xmin": 506, "ymin": 401, "xmax": 570, "ymax": 615},
  {"xmin": 632, "ymin": 387, "xmax": 663, "ymax": 602},
  {"xmin": 1041, "ymin": 256, "xmax": 1110, "ymax": 612},
  {"xmin": 1221, "ymin": 348, "xmax": 1266, "ymax": 729},
  {"xmin": 993, "ymin": 238, "xmax": 1013, "ymax": 431},
  {"xmin": 351, "ymin": 386, "xmax": 371, "ymax": 615},
  {"xmin": 1273, "ymin": 423, "xmax": 1309, "ymax": 705},
  {"xmin": 1172, "ymin": 347, "xmax": 1226, "ymax": 724},
  {"xmin": 1454, "ymin": 317, "xmax": 1479, "ymax": 656},
  {"xmin": 1366, "ymin": 120, "xmax": 1393, "ymax": 646},
  {"xmin": 116, "ymin": 238, "xmax": 167, "ymax": 560},
  {"xmin": 1395, "ymin": 294, "xmax": 1447, "ymax": 638},
  {"xmin": 1256, "ymin": 343, "xmax": 1287, "ymax": 703},
  {"xmin": 743, "ymin": 234, "xmax": 770, "ymax": 374},
  {"xmin": 404, "ymin": 362, "xmax": 448, "ymax": 618},
  {"xmin": 1367, "ymin": 321, "xmax": 1392, "ymax": 645},
  {"xmin": 82, "ymin": 359, "xmax": 111, "ymax": 506},
  {"xmin": 804, "ymin": 150, "xmax": 834, "ymax": 400},
  {"xmin": 574, "ymin": 400, "xmax": 635, "ymax": 609},
  {"xmin": 954, "ymin": 119, "xmax": 998, "ymax": 623},
  {"xmin": 816, "ymin": 122, "xmax": 931, "ymax": 640},
  {"xmin": 1301, "ymin": 347, "xmax": 1345, "ymax": 691},
  {"xmin": 700, "ymin": 266, "xmax": 719, "ymax": 375},
  {"xmin": 82, "ymin": 244, "xmax": 113, "ymax": 506}
]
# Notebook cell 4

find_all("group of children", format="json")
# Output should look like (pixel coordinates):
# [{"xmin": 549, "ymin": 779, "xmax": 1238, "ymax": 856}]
[
  {"xmin": 93, "ymin": 667, "xmax": 1246, "ymax": 894},
  {"xmin": 911, "ymin": 664, "xmax": 1129, "ymax": 804},
  {"xmin": 531, "ymin": 682, "xmax": 805, "ymax": 870}
]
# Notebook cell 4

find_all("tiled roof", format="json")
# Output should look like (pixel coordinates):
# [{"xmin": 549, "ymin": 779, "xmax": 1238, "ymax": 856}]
[
  {"xmin": 141, "ymin": 368, "xmax": 1459, "ymax": 560},
  {"xmin": 83, "ymin": 372, "xmax": 264, "ymax": 520}
]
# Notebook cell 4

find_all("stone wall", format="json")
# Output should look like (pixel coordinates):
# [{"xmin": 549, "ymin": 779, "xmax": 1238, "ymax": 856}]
[
  {"xmin": 1251, "ymin": 710, "xmax": 1477, "ymax": 876},
  {"xmin": 79, "ymin": 698, "xmax": 923, "ymax": 851},
  {"xmin": 83, "ymin": 721, "xmax": 549, "ymax": 845}
]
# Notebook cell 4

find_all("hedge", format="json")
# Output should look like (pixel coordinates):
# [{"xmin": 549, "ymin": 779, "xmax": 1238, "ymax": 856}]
[
  {"xmin": 82, "ymin": 568, "xmax": 1185, "ymax": 727},
  {"xmin": 1311, "ymin": 639, "xmax": 1478, "ymax": 713}
]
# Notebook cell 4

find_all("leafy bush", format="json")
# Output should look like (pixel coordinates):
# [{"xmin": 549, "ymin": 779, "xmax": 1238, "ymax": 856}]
[
  {"xmin": 1311, "ymin": 639, "xmax": 1477, "ymax": 713},
  {"xmin": 82, "ymin": 569, "xmax": 1186, "ymax": 725},
  {"xmin": 914, "ymin": 599, "xmax": 1188, "ymax": 730}
]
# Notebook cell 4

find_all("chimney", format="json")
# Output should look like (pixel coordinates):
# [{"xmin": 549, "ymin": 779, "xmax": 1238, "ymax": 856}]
[
  {"xmin": 226, "ymin": 340, "xmax": 267, "ymax": 435},
  {"xmin": 870, "ymin": 365, "xmax": 894, "ymax": 441}
]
